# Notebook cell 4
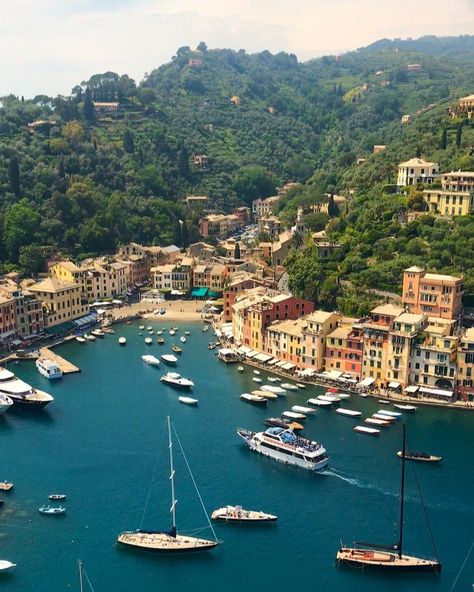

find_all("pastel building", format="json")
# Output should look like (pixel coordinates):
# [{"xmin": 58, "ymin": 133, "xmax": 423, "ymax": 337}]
[
  {"xmin": 0, "ymin": 295, "xmax": 17, "ymax": 342},
  {"xmin": 397, "ymin": 158, "xmax": 438, "ymax": 187},
  {"xmin": 29, "ymin": 278, "xmax": 89, "ymax": 327},
  {"xmin": 265, "ymin": 317, "xmax": 307, "ymax": 367},
  {"xmin": 422, "ymin": 171, "xmax": 474, "ymax": 216},
  {"xmin": 457, "ymin": 328, "xmax": 474, "ymax": 395},
  {"xmin": 300, "ymin": 311, "xmax": 341, "ymax": 370},
  {"xmin": 324, "ymin": 317, "xmax": 364, "ymax": 379},
  {"xmin": 386, "ymin": 312, "xmax": 427, "ymax": 387},
  {"xmin": 402, "ymin": 266, "xmax": 464, "ymax": 320}
]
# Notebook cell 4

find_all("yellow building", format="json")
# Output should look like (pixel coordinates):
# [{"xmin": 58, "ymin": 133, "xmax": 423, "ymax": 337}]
[
  {"xmin": 28, "ymin": 278, "xmax": 88, "ymax": 327},
  {"xmin": 386, "ymin": 312, "xmax": 426, "ymax": 387},
  {"xmin": 457, "ymin": 328, "xmax": 474, "ymax": 394},
  {"xmin": 301, "ymin": 310, "xmax": 341, "ymax": 370},
  {"xmin": 81, "ymin": 259, "xmax": 127, "ymax": 301},
  {"xmin": 266, "ymin": 318, "xmax": 307, "ymax": 367},
  {"xmin": 50, "ymin": 260, "xmax": 86, "ymax": 291},
  {"xmin": 422, "ymin": 189, "xmax": 474, "ymax": 216}
]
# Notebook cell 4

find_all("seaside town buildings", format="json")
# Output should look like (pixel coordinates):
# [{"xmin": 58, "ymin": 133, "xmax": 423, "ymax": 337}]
[
  {"xmin": 422, "ymin": 171, "xmax": 474, "ymax": 216},
  {"xmin": 28, "ymin": 278, "xmax": 88, "ymax": 328},
  {"xmin": 397, "ymin": 158, "xmax": 438, "ymax": 187}
]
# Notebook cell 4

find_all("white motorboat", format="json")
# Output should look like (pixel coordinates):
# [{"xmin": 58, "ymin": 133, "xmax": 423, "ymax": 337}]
[
  {"xmin": 335, "ymin": 408, "xmax": 361, "ymax": 417},
  {"xmin": 145, "ymin": 337, "xmax": 153, "ymax": 345},
  {"xmin": 0, "ymin": 393, "xmax": 13, "ymax": 415},
  {"xmin": 337, "ymin": 393, "xmax": 351, "ymax": 399},
  {"xmin": 296, "ymin": 383, "xmax": 306, "ymax": 389},
  {"xmin": 38, "ymin": 505, "xmax": 66, "ymax": 515},
  {"xmin": 376, "ymin": 409, "xmax": 402, "ymax": 419},
  {"xmin": 202, "ymin": 325, "xmax": 209, "ymax": 332},
  {"xmin": 317, "ymin": 394, "xmax": 340, "ymax": 403},
  {"xmin": 252, "ymin": 389, "xmax": 277, "ymax": 400},
  {"xmin": 118, "ymin": 416, "xmax": 220, "ymax": 554},
  {"xmin": 292, "ymin": 405, "xmax": 315, "ymax": 415},
  {"xmin": 365, "ymin": 417, "xmax": 391, "ymax": 427},
  {"xmin": 240, "ymin": 393, "xmax": 267, "ymax": 405},
  {"xmin": 180, "ymin": 336, "xmax": 186, "ymax": 343},
  {"xmin": 178, "ymin": 396, "xmax": 198, "ymax": 406},
  {"xmin": 76, "ymin": 336, "xmax": 86, "ymax": 343},
  {"xmin": 253, "ymin": 370, "xmax": 260, "ymax": 375},
  {"xmin": 142, "ymin": 355, "xmax": 160, "ymax": 366},
  {"xmin": 84, "ymin": 333, "xmax": 96, "ymax": 341},
  {"xmin": 169, "ymin": 330, "xmax": 176, "ymax": 336},
  {"xmin": 0, "ymin": 560, "xmax": 16, "ymax": 572},
  {"xmin": 267, "ymin": 377, "xmax": 279, "ymax": 382},
  {"xmin": 282, "ymin": 410, "xmax": 306, "ymax": 420},
  {"xmin": 393, "ymin": 404, "xmax": 417, "ymax": 413},
  {"xmin": 372, "ymin": 413, "xmax": 396, "ymax": 422},
  {"xmin": 160, "ymin": 372, "xmax": 194, "ymax": 389},
  {"xmin": 185, "ymin": 331, "xmax": 190, "ymax": 336},
  {"xmin": 358, "ymin": 392, "xmax": 368, "ymax": 398},
  {"xmin": 307, "ymin": 398, "xmax": 332, "ymax": 407},
  {"xmin": 252, "ymin": 377, "xmax": 262, "ymax": 383},
  {"xmin": 281, "ymin": 383, "xmax": 298, "ymax": 391},
  {"xmin": 148, "ymin": 330, "xmax": 154, "ymax": 335},
  {"xmin": 379, "ymin": 399, "xmax": 390, "ymax": 404},
  {"xmin": 237, "ymin": 366, "xmax": 244, "ymax": 372},
  {"xmin": 261, "ymin": 385, "xmax": 286, "ymax": 395},
  {"xmin": 0, "ymin": 370, "xmax": 54, "ymax": 408},
  {"xmin": 237, "ymin": 426, "xmax": 328, "ymax": 471},
  {"xmin": 157, "ymin": 330, "xmax": 163, "ymax": 335},
  {"xmin": 91, "ymin": 329, "xmax": 104, "ymax": 338},
  {"xmin": 146, "ymin": 326, "xmax": 153, "ymax": 331},
  {"xmin": 161, "ymin": 354, "xmax": 178, "ymax": 365},
  {"xmin": 36, "ymin": 358, "xmax": 63, "ymax": 380},
  {"xmin": 139, "ymin": 325, "xmax": 145, "ymax": 330},
  {"xmin": 211, "ymin": 505, "xmax": 277, "ymax": 523},
  {"xmin": 354, "ymin": 425, "xmax": 380, "ymax": 436},
  {"xmin": 118, "ymin": 337, "xmax": 126, "ymax": 345}
]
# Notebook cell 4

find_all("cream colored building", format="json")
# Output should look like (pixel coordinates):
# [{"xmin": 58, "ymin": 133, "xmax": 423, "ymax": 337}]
[
  {"xmin": 422, "ymin": 171, "xmax": 474, "ymax": 216},
  {"xmin": 28, "ymin": 278, "xmax": 88, "ymax": 327},
  {"xmin": 397, "ymin": 158, "xmax": 438, "ymax": 187},
  {"xmin": 265, "ymin": 317, "xmax": 307, "ymax": 367},
  {"xmin": 80, "ymin": 259, "xmax": 127, "ymax": 301},
  {"xmin": 457, "ymin": 95, "xmax": 474, "ymax": 119},
  {"xmin": 300, "ymin": 311, "xmax": 341, "ymax": 370},
  {"xmin": 386, "ymin": 312, "xmax": 426, "ymax": 387},
  {"xmin": 151, "ymin": 265, "xmax": 174, "ymax": 291},
  {"xmin": 457, "ymin": 328, "xmax": 474, "ymax": 392}
]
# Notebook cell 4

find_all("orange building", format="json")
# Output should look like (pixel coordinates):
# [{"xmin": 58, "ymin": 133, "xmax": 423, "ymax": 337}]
[
  {"xmin": 0, "ymin": 295, "xmax": 16, "ymax": 342},
  {"xmin": 324, "ymin": 317, "xmax": 364, "ymax": 379},
  {"xmin": 402, "ymin": 266, "xmax": 463, "ymax": 320}
]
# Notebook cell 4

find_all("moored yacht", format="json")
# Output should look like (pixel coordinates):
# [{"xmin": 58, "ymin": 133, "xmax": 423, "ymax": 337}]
[
  {"xmin": 160, "ymin": 372, "xmax": 194, "ymax": 389},
  {"xmin": 161, "ymin": 354, "xmax": 178, "ymax": 365},
  {"xmin": 0, "ymin": 369, "xmax": 53, "ymax": 408},
  {"xmin": 237, "ymin": 426, "xmax": 328, "ymax": 471},
  {"xmin": 0, "ymin": 393, "xmax": 13, "ymax": 415},
  {"xmin": 211, "ymin": 505, "xmax": 277, "ymax": 523},
  {"xmin": 36, "ymin": 358, "xmax": 63, "ymax": 380}
]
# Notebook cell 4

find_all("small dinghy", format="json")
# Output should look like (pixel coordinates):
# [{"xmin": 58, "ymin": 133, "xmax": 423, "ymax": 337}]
[
  {"xmin": 337, "ymin": 393, "xmax": 351, "ymax": 400},
  {"xmin": 179, "ymin": 396, "xmax": 198, "ymax": 406},
  {"xmin": 365, "ymin": 417, "xmax": 391, "ymax": 427},
  {"xmin": 267, "ymin": 377, "xmax": 279, "ymax": 383},
  {"xmin": 84, "ymin": 333, "xmax": 96, "ymax": 341},
  {"xmin": 202, "ymin": 325, "xmax": 209, "ymax": 332},
  {"xmin": 0, "ymin": 482, "xmax": 13, "ymax": 491},
  {"xmin": 378, "ymin": 399, "xmax": 390, "ymax": 404},
  {"xmin": 240, "ymin": 393, "xmax": 267, "ymax": 406},
  {"xmin": 237, "ymin": 366, "xmax": 244, "ymax": 372},
  {"xmin": 281, "ymin": 383, "xmax": 298, "ymax": 391},
  {"xmin": 76, "ymin": 336, "xmax": 86, "ymax": 344},
  {"xmin": 307, "ymin": 398, "xmax": 332, "ymax": 407},
  {"xmin": 139, "ymin": 325, "xmax": 145, "ymax": 330},
  {"xmin": 376, "ymin": 409, "xmax": 402, "ymax": 419},
  {"xmin": 148, "ymin": 330, "xmax": 154, "ymax": 335},
  {"xmin": 146, "ymin": 326, "xmax": 152, "ymax": 331},
  {"xmin": 252, "ymin": 377, "xmax": 262, "ymax": 383},
  {"xmin": 142, "ymin": 355, "xmax": 160, "ymax": 366},
  {"xmin": 263, "ymin": 417, "xmax": 303, "ymax": 431},
  {"xmin": 335, "ymin": 408, "xmax": 361, "ymax": 417},
  {"xmin": 357, "ymin": 392, "xmax": 368, "ymax": 398},
  {"xmin": 253, "ymin": 370, "xmax": 260, "ymax": 375},
  {"xmin": 48, "ymin": 494, "xmax": 66, "ymax": 501},
  {"xmin": 317, "ymin": 394, "xmax": 340, "ymax": 403},
  {"xmin": 169, "ymin": 330, "xmax": 176, "ymax": 336},
  {"xmin": 282, "ymin": 410, "xmax": 306, "ymax": 420},
  {"xmin": 393, "ymin": 404, "xmax": 417, "ymax": 413},
  {"xmin": 185, "ymin": 331, "xmax": 190, "ymax": 336},
  {"xmin": 91, "ymin": 329, "xmax": 104, "ymax": 338},
  {"xmin": 157, "ymin": 337, "xmax": 165, "ymax": 345},
  {"xmin": 118, "ymin": 337, "xmax": 126, "ymax": 346},
  {"xmin": 372, "ymin": 413, "xmax": 396, "ymax": 422},
  {"xmin": 161, "ymin": 354, "xmax": 178, "ymax": 365},
  {"xmin": 38, "ymin": 505, "xmax": 66, "ymax": 515},
  {"xmin": 211, "ymin": 505, "xmax": 277, "ymax": 523},
  {"xmin": 261, "ymin": 385, "xmax": 286, "ymax": 395},
  {"xmin": 296, "ymin": 383, "xmax": 306, "ymax": 389},
  {"xmin": 180, "ymin": 336, "xmax": 186, "ymax": 343},
  {"xmin": 354, "ymin": 425, "xmax": 380, "ymax": 436},
  {"xmin": 252, "ymin": 389, "xmax": 277, "ymax": 400},
  {"xmin": 0, "ymin": 560, "xmax": 16, "ymax": 572},
  {"xmin": 291, "ymin": 405, "xmax": 315, "ymax": 415},
  {"xmin": 172, "ymin": 345, "xmax": 182, "ymax": 354},
  {"xmin": 157, "ymin": 330, "xmax": 163, "ymax": 335},
  {"xmin": 397, "ymin": 451, "xmax": 442, "ymax": 463},
  {"xmin": 144, "ymin": 337, "xmax": 153, "ymax": 345}
]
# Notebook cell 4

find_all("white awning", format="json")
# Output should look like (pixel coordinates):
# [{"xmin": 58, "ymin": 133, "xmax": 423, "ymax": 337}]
[
  {"xmin": 238, "ymin": 346, "xmax": 252, "ymax": 354},
  {"xmin": 218, "ymin": 348, "xmax": 237, "ymax": 356},
  {"xmin": 282, "ymin": 362, "xmax": 295, "ymax": 370},
  {"xmin": 388, "ymin": 381, "xmax": 400, "ymax": 389},
  {"xmin": 405, "ymin": 385, "xmax": 419, "ymax": 393},
  {"xmin": 255, "ymin": 353, "xmax": 272, "ymax": 362},
  {"xmin": 300, "ymin": 368, "xmax": 316, "ymax": 376},
  {"xmin": 275, "ymin": 361, "xmax": 286, "ymax": 367},
  {"xmin": 359, "ymin": 377, "xmax": 375, "ymax": 387},
  {"xmin": 323, "ymin": 370, "xmax": 343, "ymax": 379},
  {"xmin": 419, "ymin": 386, "xmax": 453, "ymax": 398},
  {"xmin": 267, "ymin": 358, "xmax": 279, "ymax": 365},
  {"xmin": 246, "ymin": 350, "xmax": 258, "ymax": 358}
]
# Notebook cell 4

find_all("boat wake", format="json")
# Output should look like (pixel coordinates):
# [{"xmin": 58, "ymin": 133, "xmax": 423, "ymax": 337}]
[{"xmin": 319, "ymin": 468, "xmax": 362, "ymax": 487}]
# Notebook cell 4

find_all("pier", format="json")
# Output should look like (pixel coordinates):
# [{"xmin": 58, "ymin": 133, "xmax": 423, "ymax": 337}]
[{"xmin": 39, "ymin": 347, "xmax": 81, "ymax": 374}]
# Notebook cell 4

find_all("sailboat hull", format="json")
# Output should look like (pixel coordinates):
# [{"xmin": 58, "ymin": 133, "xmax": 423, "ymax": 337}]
[
  {"xmin": 336, "ymin": 548, "xmax": 441, "ymax": 572},
  {"xmin": 117, "ymin": 531, "xmax": 220, "ymax": 553}
]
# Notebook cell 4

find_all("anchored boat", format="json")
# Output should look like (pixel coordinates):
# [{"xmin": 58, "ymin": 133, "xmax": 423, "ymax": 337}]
[
  {"xmin": 160, "ymin": 372, "xmax": 194, "ymax": 389},
  {"xmin": 211, "ymin": 505, "xmax": 277, "ymax": 523},
  {"xmin": 396, "ymin": 451, "xmax": 442, "ymax": 463}
]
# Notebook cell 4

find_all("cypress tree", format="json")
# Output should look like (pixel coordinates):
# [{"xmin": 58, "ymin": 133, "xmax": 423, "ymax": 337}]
[
  {"xmin": 58, "ymin": 157, "xmax": 65, "ymax": 179},
  {"xmin": 8, "ymin": 156, "xmax": 20, "ymax": 197},
  {"xmin": 234, "ymin": 242, "xmax": 241, "ymax": 259},
  {"xmin": 440, "ymin": 128, "xmax": 447, "ymax": 150},
  {"xmin": 123, "ymin": 129, "xmax": 135, "ymax": 153},
  {"xmin": 456, "ymin": 122, "xmax": 463, "ymax": 148},
  {"xmin": 83, "ymin": 87, "xmax": 95, "ymax": 122}
]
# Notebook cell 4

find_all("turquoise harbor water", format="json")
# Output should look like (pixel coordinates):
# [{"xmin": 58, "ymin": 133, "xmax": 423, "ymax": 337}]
[{"xmin": 1, "ymin": 321, "xmax": 473, "ymax": 591}]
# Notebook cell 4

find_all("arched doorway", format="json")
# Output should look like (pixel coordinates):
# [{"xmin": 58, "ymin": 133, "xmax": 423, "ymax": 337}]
[{"xmin": 435, "ymin": 377, "xmax": 453, "ymax": 390}]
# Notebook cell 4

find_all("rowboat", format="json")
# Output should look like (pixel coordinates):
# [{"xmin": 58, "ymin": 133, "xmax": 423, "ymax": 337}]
[
  {"xmin": 48, "ymin": 494, "xmax": 66, "ymax": 501},
  {"xmin": 281, "ymin": 383, "xmax": 298, "ymax": 391},
  {"xmin": 372, "ymin": 413, "xmax": 396, "ymax": 422},
  {"xmin": 252, "ymin": 390, "xmax": 277, "ymax": 400},
  {"xmin": 240, "ymin": 393, "xmax": 267, "ymax": 405},
  {"xmin": 317, "ymin": 394, "xmax": 340, "ymax": 403},
  {"xmin": 307, "ymin": 398, "xmax": 332, "ymax": 407},
  {"xmin": 354, "ymin": 426, "xmax": 380, "ymax": 436},
  {"xmin": 252, "ymin": 377, "xmax": 262, "ymax": 383},
  {"xmin": 393, "ymin": 404, "xmax": 417, "ymax": 413},
  {"xmin": 211, "ymin": 505, "xmax": 277, "ymax": 523},
  {"xmin": 0, "ymin": 482, "xmax": 13, "ymax": 491},
  {"xmin": 291, "ymin": 405, "xmax": 315, "ymax": 415},
  {"xmin": 282, "ymin": 410, "xmax": 306, "ymax": 420},
  {"xmin": 379, "ymin": 399, "xmax": 390, "ymax": 404},
  {"xmin": 335, "ymin": 408, "xmax": 361, "ymax": 417},
  {"xmin": 178, "ymin": 396, "xmax": 199, "ymax": 406},
  {"xmin": 172, "ymin": 345, "xmax": 182, "ymax": 354},
  {"xmin": 38, "ymin": 505, "xmax": 66, "ymax": 515},
  {"xmin": 261, "ymin": 385, "xmax": 286, "ymax": 395},
  {"xmin": 365, "ymin": 417, "xmax": 391, "ymax": 427},
  {"xmin": 376, "ymin": 409, "xmax": 402, "ymax": 419},
  {"xmin": 397, "ymin": 451, "xmax": 442, "ymax": 462},
  {"xmin": 336, "ymin": 393, "xmax": 351, "ymax": 399}
]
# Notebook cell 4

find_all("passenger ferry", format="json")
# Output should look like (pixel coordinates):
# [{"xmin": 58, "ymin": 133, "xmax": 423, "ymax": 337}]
[{"xmin": 237, "ymin": 426, "xmax": 328, "ymax": 471}]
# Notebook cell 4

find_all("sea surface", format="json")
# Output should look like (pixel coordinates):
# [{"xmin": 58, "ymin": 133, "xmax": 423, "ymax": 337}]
[{"xmin": 0, "ymin": 321, "xmax": 473, "ymax": 591}]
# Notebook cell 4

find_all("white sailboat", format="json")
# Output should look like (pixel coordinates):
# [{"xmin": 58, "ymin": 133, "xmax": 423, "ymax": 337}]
[{"xmin": 117, "ymin": 417, "xmax": 220, "ymax": 553}]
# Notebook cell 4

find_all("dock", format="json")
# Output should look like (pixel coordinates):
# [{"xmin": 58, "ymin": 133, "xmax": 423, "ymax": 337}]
[{"xmin": 39, "ymin": 347, "xmax": 80, "ymax": 374}]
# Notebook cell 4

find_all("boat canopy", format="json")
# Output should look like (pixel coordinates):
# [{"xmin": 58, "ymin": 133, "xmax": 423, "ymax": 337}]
[
  {"xmin": 73, "ymin": 312, "xmax": 98, "ymax": 327},
  {"xmin": 404, "ymin": 385, "xmax": 419, "ymax": 393},
  {"xmin": 358, "ymin": 377, "xmax": 376, "ymax": 387},
  {"xmin": 0, "ymin": 378, "xmax": 33, "ymax": 394}
]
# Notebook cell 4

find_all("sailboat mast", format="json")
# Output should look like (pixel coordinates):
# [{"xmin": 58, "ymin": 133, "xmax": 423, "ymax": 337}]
[
  {"xmin": 78, "ymin": 560, "xmax": 84, "ymax": 592},
  {"xmin": 398, "ymin": 424, "xmax": 406, "ymax": 558},
  {"xmin": 167, "ymin": 416, "xmax": 177, "ymax": 531}
]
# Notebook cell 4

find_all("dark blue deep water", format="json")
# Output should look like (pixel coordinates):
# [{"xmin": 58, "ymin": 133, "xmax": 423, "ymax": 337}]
[{"xmin": 0, "ymin": 321, "xmax": 473, "ymax": 591}]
